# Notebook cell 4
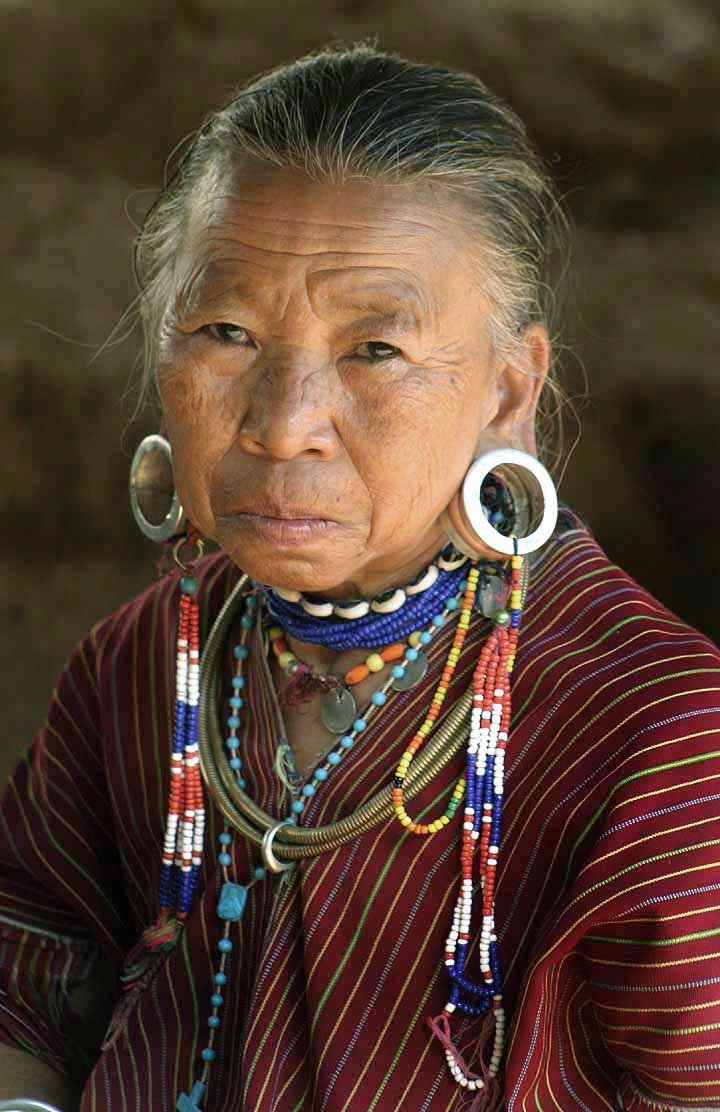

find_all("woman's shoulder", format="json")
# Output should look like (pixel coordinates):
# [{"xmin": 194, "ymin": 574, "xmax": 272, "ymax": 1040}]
[
  {"xmin": 515, "ymin": 508, "xmax": 720, "ymax": 916},
  {"xmin": 529, "ymin": 502, "xmax": 718, "ymax": 661},
  {"xmin": 519, "ymin": 502, "xmax": 720, "ymax": 770}
]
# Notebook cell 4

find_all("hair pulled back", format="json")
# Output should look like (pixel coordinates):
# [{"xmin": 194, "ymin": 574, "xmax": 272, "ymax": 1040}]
[{"xmin": 134, "ymin": 40, "xmax": 569, "ymax": 464}]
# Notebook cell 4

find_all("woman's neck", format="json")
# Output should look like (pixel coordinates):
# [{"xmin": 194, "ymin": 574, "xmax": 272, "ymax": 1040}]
[
  {"xmin": 282, "ymin": 633, "xmax": 366, "ymax": 678},
  {"xmin": 299, "ymin": 531, "xmax": 446, "ymax": 604},
  {"xmin": 277, "ymin": 535, "xmax": 449, "ymax": 675}
]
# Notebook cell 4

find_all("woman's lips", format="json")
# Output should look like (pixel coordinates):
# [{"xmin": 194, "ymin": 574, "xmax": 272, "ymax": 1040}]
[{"xmin": 219, "ymin": 512, "xmax": 341, "ymax": 546}]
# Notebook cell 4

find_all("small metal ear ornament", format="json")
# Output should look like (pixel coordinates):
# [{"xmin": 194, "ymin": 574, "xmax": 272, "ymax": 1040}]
[
  {"xmin": 129, "ymin": 433, "xmax": 186, "ymax": 542},
  {"xmin": 442, "ymin": 446, "xmax": 558, "ymax": 560}
]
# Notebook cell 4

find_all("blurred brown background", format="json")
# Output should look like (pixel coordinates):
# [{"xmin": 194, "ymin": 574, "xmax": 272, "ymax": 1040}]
[{"xmin": 2, "ymin": 0, "xmax": 719, "ymax": 783}]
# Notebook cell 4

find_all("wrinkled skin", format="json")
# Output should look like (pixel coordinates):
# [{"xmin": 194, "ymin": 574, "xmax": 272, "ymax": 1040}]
[
  {"xmin": 160, "ymin": 162, "xmax": 548, "ymax": 597},
  {"xmin": 159, "ymin": 160, "xmax": 548, "ymax": 712}
]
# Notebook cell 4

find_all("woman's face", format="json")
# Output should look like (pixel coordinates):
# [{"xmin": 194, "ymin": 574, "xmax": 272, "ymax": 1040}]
[{"xmin": 159, "ymin": 162, "xmax": 547, "ymax": 598}]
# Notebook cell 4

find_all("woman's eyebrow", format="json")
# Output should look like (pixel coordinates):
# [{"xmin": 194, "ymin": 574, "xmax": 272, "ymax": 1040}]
[
  {"xmin": 172, "ymin": 259, "xmax": 430, "ymax": 332},
  {"xmin": 341, "ymin": 307, "xmax": 424, "ymax": 337},
  {"xmin": 171, "ymin": 263, "xmax": 260, "ymax": 320},
  {"xmin": 317, "ymin": 279, "xmax": 430, "ymax": 333}
]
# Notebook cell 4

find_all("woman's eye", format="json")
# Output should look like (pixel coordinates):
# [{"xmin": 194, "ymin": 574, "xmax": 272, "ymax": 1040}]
[
  {"xmin": 203, "ymin": 322, "xmax": 251, "ymax": 345},
  {"xmin": 353, "ymin": 340, "xmax": 402, "ymax": 362}
]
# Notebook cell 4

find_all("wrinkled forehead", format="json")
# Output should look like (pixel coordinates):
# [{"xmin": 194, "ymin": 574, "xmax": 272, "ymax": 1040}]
[{"xmin": 171, "ymin": 159, "xmax": 487, "ymax": 325}]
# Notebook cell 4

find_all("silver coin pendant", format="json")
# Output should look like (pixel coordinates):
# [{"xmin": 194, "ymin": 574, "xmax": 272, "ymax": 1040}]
[
  {"xmin": 475, "ymin": 574, "xmax": 510, "ymax": 619},
  {"xmin": 321, "ymin": 686, "xmax": 358, "ymax": 734},
  {"xmin": 392, "ymin": 652, "xmax": 429, "ymax": 691}
]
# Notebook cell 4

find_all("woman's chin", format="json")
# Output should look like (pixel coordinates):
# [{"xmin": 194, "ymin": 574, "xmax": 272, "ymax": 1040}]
[{"xmin": 222, "ymin": 540, "xmax": 357, "ymax": 596}]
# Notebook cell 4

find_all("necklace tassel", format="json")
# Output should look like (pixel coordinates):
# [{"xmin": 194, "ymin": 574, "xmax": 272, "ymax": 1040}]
[
  {"xmin": 426, "ymin": 1010, "xmax": 502, "ymax": 1110},
  {"xmin": 280, "ymin": 663, "xmax": 339, "ymax": 706},
  {"xmin": 141, "ymin": 909, "xmax": 182, "ymax": 952}
]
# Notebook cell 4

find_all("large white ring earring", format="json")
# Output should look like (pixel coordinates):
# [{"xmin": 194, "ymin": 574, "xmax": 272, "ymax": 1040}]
[
  {"xmin": 129, "ymin": 434, "xmax": 186, "ymax": 542},
  {"xmin": 461, "ymin": 447, "xmax": 558, "ymax": 557}
]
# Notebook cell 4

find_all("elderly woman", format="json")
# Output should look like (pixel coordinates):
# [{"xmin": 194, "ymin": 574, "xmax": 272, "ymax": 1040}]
[{"xmin": 2, "ymin": 42, "xmax": 719, "ymax": 1112}]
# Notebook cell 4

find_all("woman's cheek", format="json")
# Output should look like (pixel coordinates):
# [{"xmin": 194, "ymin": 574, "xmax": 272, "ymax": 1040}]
[
  {"xmin": 172, "ymin": 450, "xmax": 218, "ymax": 540},
  {"xmin": 159, "ymin": 369, "xmax": 228, "ymax": 538}
]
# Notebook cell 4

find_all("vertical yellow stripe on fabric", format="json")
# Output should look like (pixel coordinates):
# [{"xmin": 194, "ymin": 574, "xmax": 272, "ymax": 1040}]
[{"xmin": 309, "ymin": 780, "xmax": 456, "ymax": 1039}]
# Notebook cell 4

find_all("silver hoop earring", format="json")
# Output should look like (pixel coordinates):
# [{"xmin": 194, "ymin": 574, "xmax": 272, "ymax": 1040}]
[
  {"xmin": 445, "ymin": 447, "xmax": 558, "ymax": 559},
  {"xmin": 129, "ymin": 434, "xmax": 186, "ymax": 543}
]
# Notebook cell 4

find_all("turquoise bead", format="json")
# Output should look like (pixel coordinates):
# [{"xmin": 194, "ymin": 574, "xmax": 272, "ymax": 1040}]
[
  {"xmin": 446, "ymin": 597, "xmax": 459, "ymax": 610},
  {"xmin": 432, "ymin": 614, "xmax": 444, "ymax": 627},
  {"xmin": 227, "ymin": 715, "xmax": 240, "ymax": 729},
  {"xmin": 328, "ymin": 751, "xmax": 341, "ymax": 764},
  {"xmin": 391, "ymin": 665, "xmax": 405, "ymax": 679},
  {"xmin": 371, "ymin": 691, "xmax": 387, "ymax": 706},
  {"xmin": 218, "ymin": 883, "xmax": 247, "ymax": 922},
  {"xmin": 210, "ymin": 993, "xmax": 223, "ymax": 1007},
  {"xmin": 291, "ymin": 799, "xmax": 305, "ymax": 813},
  {"xmin": 240, "ymin": 615, "xmax": 253, "ymax": 629},
  {"xmin": 253, "ymin": 866, "xmax": 267, "ymax": 880},
  {"xmin": 201, "ymin": 1047, "xmax": 216, "ymax": 1062},
  {"xmin": 218, "ymin": 852, "xmax": 231, "ymax": 867},
  {"xmin": 214, "ymin": 972, "xmax": 227, "ymax": 985},
  {"xmin": 177, "ymin": 1080, "xmax": 206, "ymax": 1111},
  {"xmin": 229, "ymin": 695, "xmax": 243, "ymax": 709},
  {"xmin": 219, "ymin": 832, "xmax": 232, "ymax": 845},
  {"xmin": 218, "ymin": 937, "xmax": 233, "ymax": 954},
  {"xmin": 208, "ymin": 1015, "xmax": 220, "ymax": 1028},
  {"xmin": 353, "ymin": 717, "xmax": 367, "ymax": 732},
  {"xmin": 302, "ymin": 783, "xmax": 316, "ymax": 797},
  {"xmin": 226, "ymin": 737, "xmax": 240, "ymax": 749},
  {"xmin": 229, "ymin": 757, "xmax": 241, "ymax": 770},
  {"xmin": 420, "ymin": 631, "xmax": 432, "ymax": 644},
  {"xmin": 231, "ymin": 676, "xmax": 245, "ymax": 689},
  {"xmin": 341, "ymin": 735, "xmax": 354, "ymax": 749},
  {"xmin": 238, "ymin": 778, "xmax": 246, "ymax": 789},
  {"xmin": 314, "ymin": 767, "xmax": 328, "ymax": 780},
  {"xmin": 234, "ymin": 645, "xmax": 249, "ymax": 660},
  {"xmin": 405, "ymin": 648, "xmax": 419, "ymax": 662},
  {"xmin": 180, "ymin": 576, "xmax": 197, "ymax": 595}
]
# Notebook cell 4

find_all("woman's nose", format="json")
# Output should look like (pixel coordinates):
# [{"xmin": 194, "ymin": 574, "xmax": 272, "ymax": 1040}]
[{"xmin": 237, "ymin": 360, "xmax": 339, "ymax": 462}]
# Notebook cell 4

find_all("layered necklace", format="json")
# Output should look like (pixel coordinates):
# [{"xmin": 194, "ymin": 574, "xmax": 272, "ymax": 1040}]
[{"xmin": 146, "ymin": 542, "xmax": 527, "ymax": 1112}]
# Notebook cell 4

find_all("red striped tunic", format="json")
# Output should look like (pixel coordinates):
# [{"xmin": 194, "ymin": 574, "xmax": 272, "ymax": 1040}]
[{"xmin": 2, "ymin": 508, "xmax": 720, "ymax": 1111}]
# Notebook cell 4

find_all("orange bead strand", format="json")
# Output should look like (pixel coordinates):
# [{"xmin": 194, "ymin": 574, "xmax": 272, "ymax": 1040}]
[{"xmin": 391, "ymin": 565, "xmax": 481, "ymax": 834}]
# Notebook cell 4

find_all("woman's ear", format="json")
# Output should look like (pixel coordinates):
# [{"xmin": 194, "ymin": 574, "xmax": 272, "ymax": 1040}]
[{"xmin": 484, "ymin": 324, "xmax": 550, "ymax": 455}]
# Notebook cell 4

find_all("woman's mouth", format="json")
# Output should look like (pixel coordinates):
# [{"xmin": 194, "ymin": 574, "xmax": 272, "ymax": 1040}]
[{"xmin": 217, "ymin": 511, "xmax": 341, "ymax": 547}]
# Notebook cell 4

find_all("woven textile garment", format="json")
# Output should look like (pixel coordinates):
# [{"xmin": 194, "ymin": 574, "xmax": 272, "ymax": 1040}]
[{"xmin": 2, "ymin": 508, "xmax": 720, "ymax": 1112}]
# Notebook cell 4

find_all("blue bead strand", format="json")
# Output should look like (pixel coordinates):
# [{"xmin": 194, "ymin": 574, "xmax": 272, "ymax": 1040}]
[
  {"xmin": 264, "ymin": 561, "xmax": 469, "ymax": 649},
  {"xmin": 178, "ymin": 612, "xmax": 257, "ymax": 1109}
]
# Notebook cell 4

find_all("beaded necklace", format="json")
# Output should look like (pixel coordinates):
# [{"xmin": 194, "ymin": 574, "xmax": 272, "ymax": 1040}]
[
  {"xmin": 268, "ymin": 621, "xmax": 429, "ymax": 735},
  {"xmin": 269, "ymin": 625, "xmax": 408, "ymax": 693},
  {"xmin": 264, "ymin": 549, "xmax": 471, "ymax": 650},
  {"xmin": 269, "ymin": 542, "xmax": 467, "ymax": 619},
  {"xmin": 427, "ymin": 550, "xmax": 523, "ymax": 1109},
  {"xmin": 157, "ymin": 575, "xmax": 205, "ymax": 941},
  {"xmin": 171, "ymin": 549, "xmax": 525, "ymax": 1111}
]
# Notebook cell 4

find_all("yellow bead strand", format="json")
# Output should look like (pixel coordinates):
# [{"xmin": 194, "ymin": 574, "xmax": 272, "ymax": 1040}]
[{"xmin": 391, "ymin": 566, "xmax": 481, "ymax": 835}]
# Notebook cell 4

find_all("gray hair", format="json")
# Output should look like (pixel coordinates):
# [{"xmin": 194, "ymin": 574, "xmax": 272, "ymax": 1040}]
[{"xmin": 134, "ymin": 40, "xmax": 571, "ymax": 466}]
